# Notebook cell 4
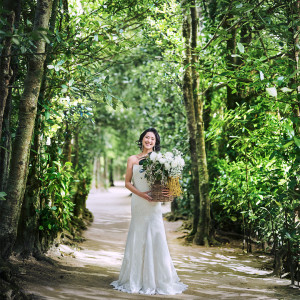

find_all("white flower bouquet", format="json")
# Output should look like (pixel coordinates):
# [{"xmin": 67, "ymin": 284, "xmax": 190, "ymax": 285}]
[{"xmin": 142, "ymin": 150, "xmax": 185, "ymax": 201}]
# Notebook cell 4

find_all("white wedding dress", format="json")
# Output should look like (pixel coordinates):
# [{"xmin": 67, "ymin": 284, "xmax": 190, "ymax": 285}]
[{"xmin": 111, "ymin": 164, "xmax": 187, "ymax": 295}]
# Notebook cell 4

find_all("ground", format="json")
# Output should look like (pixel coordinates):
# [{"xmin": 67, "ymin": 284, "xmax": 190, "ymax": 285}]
[{"xmin": 17, "ymin": 183, "xmax": 300, "ymax": 300}]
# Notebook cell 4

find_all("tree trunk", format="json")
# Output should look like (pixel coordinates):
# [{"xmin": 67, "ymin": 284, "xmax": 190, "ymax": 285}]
[
  {"xmin": 0, "ymin": 2, "xmax": 15, "ymax": 141},
  {"xmin": 0, "ymin": 80, "xmax": 13, "ymax": 191},
  {"xmin": 96, "ymin": 156, "xmax": 101, "ymax": 188},
  {"xmin": 182, "ymin": 5, "xmax": 201, "ymax": 237},
  {"xmin": 109, "ymin": 158, "xmax": 115, "ymax": 187},
  {"xmin": 224, "ymin": 16, "xmax": 239, "ymax": 110},
  {"xmin": 291, "ymin": 0, "xmax": 300, "ymax": 135},
  {"xmin": 103, "ymin": 151, "xmax": 108, "ymax": 188},
  {"xmin": 14, "ymin": 0, "xmax": 59, "ymax": 258},
  {"xmin": 73, "ymin": 179, "xmax": 88, "ymax": 218},
  {"xmin": 0, "ymin": 1, "xmax": 22, "ymax": 191},
  {"xmin": 190, "ymin": 1, "xmax": 211, "ymax": 246},
  {"xmin": 14, "ymin": 116, "xmax": 42, "ymax": 257},
  {"xmin": 0, "ymin": 0, "xmax": 53, "ymax": 259}
]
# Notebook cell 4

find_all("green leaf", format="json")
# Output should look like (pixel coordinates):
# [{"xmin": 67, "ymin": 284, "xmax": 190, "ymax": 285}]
[
  {"xmin": 284, "ymin": 124, "xmax": 295, "ymax": 137},
  {"xmin": 45, "ymin": 111, "xmax": 50, "ymax": 120},
  {"xmin": 259, "ymin": 71, "xmax": 264, "ymax": 80},
  {"xmin": 269, "ymin": 151, "xmax": 277, "ymax": 160},
  {"xmin": 283, "ymin": 140, "xmax": 294, "ymax": 148},
  {"xmin": 281, "ymin": 87, "xmax": 293, "ymax": 93},
  {"xmin": 266, "ymin": 87, "xmax": 277, "ymax": 98},
  {"xmin": 285, "ymin": 232, "xmax": 291, "ymax": 239},
  {"xmin": 237, "ymin": 42, "xmax": 244, "ymax": 53},
  {"xmin": 12, "ymin": 37, "xmax": 20, "ymax": 45},
  {"xmin": 0, "ymin": 191, "xmax": 7, "ymax": 200},
  {"xmin": 294, "ymin": 136, "xmax": 300, "ymax": 148}
]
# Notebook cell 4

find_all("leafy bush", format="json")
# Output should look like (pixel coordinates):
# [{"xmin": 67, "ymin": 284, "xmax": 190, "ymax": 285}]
[{"xmin": 38, "ymin": 161, "xmax": 75, "ymax": 234}]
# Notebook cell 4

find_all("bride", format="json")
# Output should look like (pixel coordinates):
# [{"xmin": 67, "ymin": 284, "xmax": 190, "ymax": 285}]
[{"xmin": 111, "ymin": 128, "xmax": 188, "ymax": 295}]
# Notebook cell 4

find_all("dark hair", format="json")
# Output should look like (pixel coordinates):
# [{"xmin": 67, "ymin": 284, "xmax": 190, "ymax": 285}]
[{"xmin": 136, "ymin": 128, "xmax": 161, "ymax": 152}]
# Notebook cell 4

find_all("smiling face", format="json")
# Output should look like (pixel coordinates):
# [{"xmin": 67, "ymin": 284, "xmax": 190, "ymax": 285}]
[{"xmin": 142, "ymin": 131, "xmax": 156, "ymax": 151}]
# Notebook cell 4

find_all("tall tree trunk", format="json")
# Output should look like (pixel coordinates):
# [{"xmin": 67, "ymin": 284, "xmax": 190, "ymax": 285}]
[
  {"xmin": 109, "ymin": 158, "xmax": 115, "ymax": 187},
  {"xmin": 0, "ymin": 0, "xmax": 53, "ymax": 259},
  {"xmin": 14, "ymin": 116, "xmax": 42, "ymax": 257},
  {"xmin": 0, "ymin": 1, "xmax": 17, "ymax": 141},
  {"xmin": 103, "ymin": 151, "xmax": 108, "ymax": 188},
  {"xmin": 73, "ymin": 178, "xmax": 88, "ymax": 218},
  {"xmin": 96, "ymin": 156, "xmax": 101, "ymax": 188},
  {"xmin": 0, "ymin": 1, "xmax": 22, "ymax": 191},
  {"xmin": 224, "ymin": 16, "xmax": 239, "ymax": 110},
  {"xmin": 182, "ymin": 4, "xmax": 201, "ymax": 237},
  {"xmin": 14, "ymin": 0, "xmax": 59, "ymax": 258},
  {"xmin": 0, "ymin": 87, "xmax": 13, "ymax": 191},
  {"xmin": 291, "ymin": 0, "xmax": 300, "ymax": 135},
  {"xmin": 190, "ymin": 1, "xmax": 212, "ymax": 246}
]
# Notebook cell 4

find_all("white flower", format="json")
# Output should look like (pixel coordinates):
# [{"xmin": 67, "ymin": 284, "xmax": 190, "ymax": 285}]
[
  {"xmin": 165, "ymin": 152, "xmax": 173, "ymax": 159},
  {"xmin": 179, "ymin": 158, "xmax": 185, "ymax": 167},
  {"xmin": 159, "ymin": 158, "xmax": 166, "ymax": 164},
  {"xmin": 164, "ymin": 163, "xmax": 171, "ymax": 170},
  {"xmin": 150, "ymin": 152, "xmax": 157, "ymax": 161},
  {"xmin": 171, "ymin": 160, "xmax": 178, "ymax": 168},
  {"xmin": 156, "ymin": 153, "xmax": 163, "ymax": 161}
]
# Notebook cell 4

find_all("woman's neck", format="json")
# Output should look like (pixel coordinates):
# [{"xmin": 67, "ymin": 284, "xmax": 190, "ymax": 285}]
[{"xmin": 139, "ymin": 150, "xmax": 152, "ymax": 157}]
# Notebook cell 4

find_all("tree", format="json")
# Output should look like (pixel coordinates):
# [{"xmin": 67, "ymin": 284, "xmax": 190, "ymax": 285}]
[
  {"xmin": 190, "ymin": 1, "xmax": 211, "ymax": 246},
  {"xmin": 0, "ymin": 0, "xmax": 53, "ymax": 259}
]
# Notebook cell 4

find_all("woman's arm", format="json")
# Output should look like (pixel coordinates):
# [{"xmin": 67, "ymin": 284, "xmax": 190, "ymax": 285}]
[{"xmin": 125, "ymin": 156, "xmax": 152, "ymax": 201}]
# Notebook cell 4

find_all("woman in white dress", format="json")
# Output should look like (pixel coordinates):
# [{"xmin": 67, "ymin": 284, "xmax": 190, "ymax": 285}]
[{"xmin": 111, "ymin": 128, "xmax": 188, "ymax": 295}]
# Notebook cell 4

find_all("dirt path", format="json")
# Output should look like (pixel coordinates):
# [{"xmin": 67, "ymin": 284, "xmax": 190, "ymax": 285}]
[{"xmin": 21, "ymin": 184, "xmax": 299, "ymax": 300}]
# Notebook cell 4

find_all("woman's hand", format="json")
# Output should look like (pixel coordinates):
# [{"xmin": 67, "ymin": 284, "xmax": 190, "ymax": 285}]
[
  {"xmin": 162, "ymin": 188, "xmax": 172, "ymax": 198},
  {"xmin": 140, "ymin": 191, "xmax": 153, "ymax": 202}
]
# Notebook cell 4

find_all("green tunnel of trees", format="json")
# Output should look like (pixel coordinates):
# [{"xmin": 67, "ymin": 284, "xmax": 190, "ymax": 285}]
[{"xmin": 0, "ymin": 0, "xmax": 299, "ymax": 292}]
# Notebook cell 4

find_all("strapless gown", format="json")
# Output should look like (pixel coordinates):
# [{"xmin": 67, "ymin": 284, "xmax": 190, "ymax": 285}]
[{"xmin": 111, "ymin": 164, "xmax": 187, "ymax": 295}]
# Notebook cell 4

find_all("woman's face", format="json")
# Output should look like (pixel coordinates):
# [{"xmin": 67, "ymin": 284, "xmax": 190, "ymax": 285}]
[{"xmin": 142, "ymin": 131, "xmax": 156, "ymax": 151}]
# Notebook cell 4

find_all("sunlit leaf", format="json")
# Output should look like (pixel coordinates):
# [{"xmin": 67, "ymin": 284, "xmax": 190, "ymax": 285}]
[
  {"xmin": 237, "ymin": 42, "xmax": 244, "ymax": 53},
  {"xmin": 0, "ymin": 191, "xmax": 7, "ymax": 201},
  {"xmin": 281, "ymin": 87, "xmax": 293, "ymax": 93},
  {"xmin": 294, "ymin": 136, "xmax": 300, "ymax": 148},
  {"xmin": 266, "ymin": 87, "xmax": 277, "ymax": 97},
  {"xmin": 259, "ymin": 71, "xmax": 264, "ymax": 80}
]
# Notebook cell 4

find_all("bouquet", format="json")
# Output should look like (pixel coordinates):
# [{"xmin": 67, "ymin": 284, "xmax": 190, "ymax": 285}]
[{"xmin": 142, "ymin": 149, "xmax": 185, "ymax": 201}]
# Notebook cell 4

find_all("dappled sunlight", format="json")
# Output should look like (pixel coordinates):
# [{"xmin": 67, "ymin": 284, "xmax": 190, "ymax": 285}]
[
  {"xmin": 75, "ymin": 249, "xmax": 123, "ymax": 268},
  {"xmin": 22, "ymin": 185, "xmax": 298, "ymax": 300}
]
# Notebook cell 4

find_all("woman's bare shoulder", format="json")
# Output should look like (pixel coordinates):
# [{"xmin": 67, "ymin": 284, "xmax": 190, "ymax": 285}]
[{"xmin": 127, "ymin": 155, "xmax": 139, "ymax": 165}]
